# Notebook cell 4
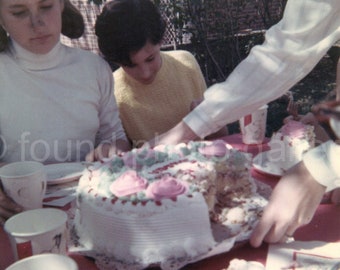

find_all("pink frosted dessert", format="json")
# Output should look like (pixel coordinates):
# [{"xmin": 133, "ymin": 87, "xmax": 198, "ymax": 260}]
[
  {"xmin": 73, "ymin": 140, "xmax": 265, "ymax": 269},
  {"xmin": 268, "ymin": 120, "xmax": 315, "ymax": 171}
]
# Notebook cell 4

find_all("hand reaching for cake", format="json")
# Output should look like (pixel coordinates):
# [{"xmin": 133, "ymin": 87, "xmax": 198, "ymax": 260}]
[
  {"xmin": 147, "ymin": 121, "xmax": 199, "ymax": 147},
  {"xmin": 250, "ymin": 162, "xmax": 326, "ymax": 247}
]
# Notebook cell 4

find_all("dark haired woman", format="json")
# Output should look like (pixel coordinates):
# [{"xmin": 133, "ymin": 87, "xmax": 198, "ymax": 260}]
[{"xmin": 96, "ymin": 0, "xmax": 227, "ymax": 147}]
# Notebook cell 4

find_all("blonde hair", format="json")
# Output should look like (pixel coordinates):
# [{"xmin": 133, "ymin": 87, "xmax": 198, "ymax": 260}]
[{"xmin": 0, "ymin": 0, "xmax": 84, "ymax": 52}]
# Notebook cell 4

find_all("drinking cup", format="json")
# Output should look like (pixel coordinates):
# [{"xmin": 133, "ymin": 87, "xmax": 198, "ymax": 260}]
[
  {"xmin": 0, "ymin": 161, "xmax": 46, "ymax": 210},
  {"xmin": 239, "ymin": 105, "xmax": 268, "ymax": 144},
  {"xmin": 4, "ymin": 208, "xmax": 68, "ymax": 260},
  {"xmin": 5, "ymin": 254, "xmax": 78, "ymax": 270}
]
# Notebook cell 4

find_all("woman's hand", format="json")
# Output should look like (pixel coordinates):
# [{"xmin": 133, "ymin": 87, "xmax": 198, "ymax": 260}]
[
  {"xmin": 0, "ymin": 188, "xmax": 23, "ymax": 225},
  {"xmin": 147, "ymin": 121, "xmax": 198, "ymax": 147},
  {"xmin": 312, "ymin": 100, "xmax": 340, "ymax": 122},
  {"xmin": 250, "ymin": 161, "xmax": 326, "ymax": 247}
]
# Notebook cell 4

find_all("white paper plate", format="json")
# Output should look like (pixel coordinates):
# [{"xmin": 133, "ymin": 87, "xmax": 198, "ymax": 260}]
[
  {"xmin": 253, "ymin": 151, "xmax": 283, "ymax": 177},
  {"xmin": 45, "ymin": 163, "xmax": 85, "ymax": 185}
]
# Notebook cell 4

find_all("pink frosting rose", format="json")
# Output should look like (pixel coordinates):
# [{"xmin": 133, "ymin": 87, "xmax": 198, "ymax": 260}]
[
  {"xmin": 281, "ymin": 120, "xmax": 306, "ymax": 139},
  {"xmin": 110, "ymin": 170, "xmax": 148, "ymax": 197},
  {"xmin": 146, "ymin": 176, "xmax": 188, "ymax": 200},
  {"xmin": 198, "ymin": 140, "xmax": 228, "ymax": 157}
]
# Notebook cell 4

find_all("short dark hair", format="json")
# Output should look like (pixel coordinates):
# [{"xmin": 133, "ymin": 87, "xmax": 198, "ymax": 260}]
[{"xmin": 95, "ymin": 0, "xmax": 166, "ymax": 66}]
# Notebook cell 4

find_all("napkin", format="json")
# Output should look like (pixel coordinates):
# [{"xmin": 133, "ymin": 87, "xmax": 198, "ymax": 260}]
[
  {"xmin": 266, "ymin": 241, "xmax": 340, "ymax": 269},
  {"xmin": 43, "ymin": 182, "xmax": 77, "ymax": 207}
]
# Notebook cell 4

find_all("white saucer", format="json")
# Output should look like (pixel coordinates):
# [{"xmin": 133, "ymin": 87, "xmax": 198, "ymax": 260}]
[
  {"xmin": 253, "ymin": 151, "xmax": 283, "ymax": 177},
  {"xmin": 45, "ymin": 163, "xmax": 85, "ymax": 185}
]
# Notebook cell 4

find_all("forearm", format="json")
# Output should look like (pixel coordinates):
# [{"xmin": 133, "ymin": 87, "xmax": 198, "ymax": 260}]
[
  {"xmin": 250, "ymin": 161, "xmax": 326, "ymax": 247},
  {"xmin": 184, "ymin": 0, "xmax": 340, "ymax": 138},
  {"xmin": 148, "ymin": 121, "xmax": 199, "ymax": 147}
]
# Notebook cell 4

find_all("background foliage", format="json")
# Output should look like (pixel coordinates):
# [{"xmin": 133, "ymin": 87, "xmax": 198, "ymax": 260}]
[
  {"xmin": 154, "ymin": 0, "xmax": 338, "ymax": 136},
  {"xmin": 154, "ymin": 0, "xmax": 287, "ymax": 85},
  {"xmin": 89, "ymin": 0, "xmax": 338, "ymax": 136}
]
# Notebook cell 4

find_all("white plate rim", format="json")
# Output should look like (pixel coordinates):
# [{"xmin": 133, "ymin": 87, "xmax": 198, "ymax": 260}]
[
  {"xmin": 252, "ymin": 151, "xmax": 283, "ymax": 177},
  {"xmin": 45, "ymin": 163, "xmax": 85, "ymax": 185}
]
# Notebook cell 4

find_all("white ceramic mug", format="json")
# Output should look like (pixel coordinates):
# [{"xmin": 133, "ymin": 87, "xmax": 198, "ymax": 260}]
[
  {"xmin": 0, "ymin": 161, "xmax": 46, "ymax": 210},
  {"xmin": 5, "ymin": 254, "xmax": 78, "ymax": 270},
  {"xmin": 239, "ymin": 105, "xmax": 268, "ymax": 144},
  {"xmin": 4, "ymin": 208, "xmax": 68, "ymax": 260}
]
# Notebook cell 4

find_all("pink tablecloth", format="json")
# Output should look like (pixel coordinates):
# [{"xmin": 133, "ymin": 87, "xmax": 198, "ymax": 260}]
[{"xmin": 1, "ymin": 135, "xmax": 339, "ymax": 270}]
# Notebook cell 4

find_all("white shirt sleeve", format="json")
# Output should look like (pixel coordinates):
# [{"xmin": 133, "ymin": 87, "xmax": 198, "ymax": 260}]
[
  {"xmin": 183, "ymin": 0, "xmax": 340, "ymax": 138},
  {"xmin": 303, "ymin": 141, "xmax": 340, "ymax": 191}
]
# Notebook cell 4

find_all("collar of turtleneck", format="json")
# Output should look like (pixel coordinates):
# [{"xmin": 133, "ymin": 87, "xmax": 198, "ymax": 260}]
[{"xmin": 8, "ymin": 39, "xmax": 65, "ymax": 71}]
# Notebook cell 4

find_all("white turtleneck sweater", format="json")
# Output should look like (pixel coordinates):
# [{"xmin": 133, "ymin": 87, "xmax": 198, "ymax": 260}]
[{"xmin": 0, "ymin": 40, "xmax": 127, "ymax": 163}]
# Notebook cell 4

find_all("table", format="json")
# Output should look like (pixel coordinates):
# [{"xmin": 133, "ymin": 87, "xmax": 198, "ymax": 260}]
[{"xmin": 1, "ymin": 135, "xmax": 340, "ymax": 270}]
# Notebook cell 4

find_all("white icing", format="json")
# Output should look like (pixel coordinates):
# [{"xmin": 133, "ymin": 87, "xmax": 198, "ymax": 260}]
[
  {"xmin": 227, "ymin": 259, "xmax": 265, "ymax": 270},
  {"xmin": 74, "ymin": 192, "xmax": 215, "ymax": 265},
  {"xmin": 74, "ymin": 140, "xmax": 260, "ymax": 268},
  {"xmin": 268, "ymin": 123, "xmax": 315, "ymax": 171}
]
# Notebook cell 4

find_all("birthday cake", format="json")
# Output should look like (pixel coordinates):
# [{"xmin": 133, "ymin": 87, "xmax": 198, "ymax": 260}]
[
  {"xmin": 268, "ymin": 120, "xmax": 315, "ymax": 171},
  {"xmin": 73, "ymin": 140, "xmax": 267, "ymax": 269}
]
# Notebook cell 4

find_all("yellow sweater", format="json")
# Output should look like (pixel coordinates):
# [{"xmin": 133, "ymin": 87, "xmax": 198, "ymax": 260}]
[{"xmin": 114, "ymin": 50, "xmax": 206, "ymax": 145}]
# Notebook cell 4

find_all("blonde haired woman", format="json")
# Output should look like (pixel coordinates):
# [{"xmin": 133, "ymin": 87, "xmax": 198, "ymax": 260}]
[{"xmin": 0, "ymin": 0, "xmax": 130, "ymax": 224}]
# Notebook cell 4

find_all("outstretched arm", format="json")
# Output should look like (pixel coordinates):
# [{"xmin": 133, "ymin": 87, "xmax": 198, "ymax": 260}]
[
  {"xmin": 148, "ymin": 121, "xmax": 198, "ymax": 147},
  {"xmin": 151, "ymin": 0, "xmax": 340, "ymax": 145}
]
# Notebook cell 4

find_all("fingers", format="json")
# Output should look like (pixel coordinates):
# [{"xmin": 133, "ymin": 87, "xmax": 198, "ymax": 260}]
[
  {"xmin": 250, "ymin": 203, "xmax": 293, "ymax": 247},
  {"xmin": 287, "ymin": 99, "xmax": 293, "ymax": 113},
  {"xmin": 86, "ymin": 143, "xmax": 115, "ymax": 162},
  {"xmin": 286, "ymin": 99, "xmax": 300, "ymax": 120},
  {"xmin": 312, "ymin": 101, "xmax": 340, "ymax": 122},
  {"xmin": 0, "ymin": 189, "xmax": 23, "ymax": 225},
  {"xmin": 85, "ymin": 151, "xmax": 95, "ymax": 162},
  {"xmin": 96, "ymin": 143, "xmax": 110, "ymax": 160},
  {"xmin": 283, "ymin": 115, "xmax": 294, "ymax": 124},
  {"xmin": 108, "ymin": 145, "xmax": 119, "ymax": 157},
  {"xmin": 250, "ymin": 212, "xmax": 299, "ymax": 247},
  {"xmin": 250, "ymin": 218, "xmax": 272, "ymax": 247}
]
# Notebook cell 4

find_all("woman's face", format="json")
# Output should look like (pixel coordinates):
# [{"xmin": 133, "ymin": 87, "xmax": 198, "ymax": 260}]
[
  {"xmin": 121, "ymin": 41, "xmax": 162, "ymax": 85},
  {"xmin": 0, "ymin": 0, "xmax": 64, "ymax": 54}
]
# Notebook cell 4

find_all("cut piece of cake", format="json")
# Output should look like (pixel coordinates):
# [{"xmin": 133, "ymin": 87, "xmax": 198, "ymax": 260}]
[{"xmin": 268, "ymin": 120, "xmax": 315, "ymax": 171}]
